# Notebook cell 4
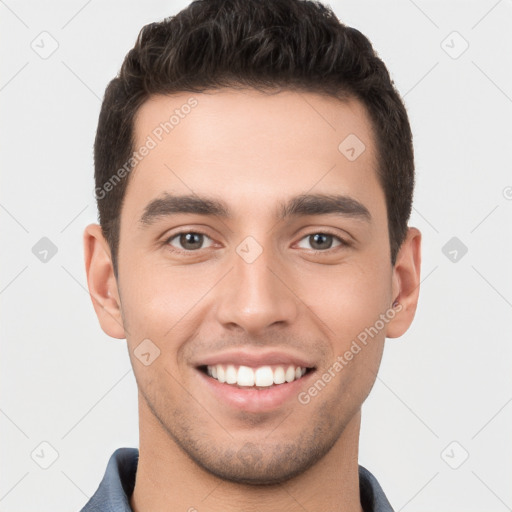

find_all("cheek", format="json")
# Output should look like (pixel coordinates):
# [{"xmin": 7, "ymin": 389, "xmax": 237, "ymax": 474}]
[
  {"xmin": 303, "ymin": 265, "xmax": 389, "ymax": 406},
  {"xmin": 119, "ymin": 260, "xmax": 217, "ymax": 351},
  {"xmin": 298, "ymin": 259, "xmax": 391, "ymax": 342}
]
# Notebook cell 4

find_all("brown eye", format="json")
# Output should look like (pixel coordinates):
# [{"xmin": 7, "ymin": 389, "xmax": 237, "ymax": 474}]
[
  {"xmin": 296, "ymin": 232, "xmax": 347, "ymax": 251},
  {"xmin": 167, "ymin": 232, "xmax": 213, "ymax": 251}
]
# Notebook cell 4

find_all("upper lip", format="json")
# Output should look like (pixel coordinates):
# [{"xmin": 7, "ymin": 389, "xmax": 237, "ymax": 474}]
[{"xmin": 193, "ymin": 349, "xmax": 316, "ymax": 369}]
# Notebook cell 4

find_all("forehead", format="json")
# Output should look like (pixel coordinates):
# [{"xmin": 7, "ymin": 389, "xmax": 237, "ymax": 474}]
[{"xmin": 123, "ymin": 88, "xmax": 383, "ymax": 224}]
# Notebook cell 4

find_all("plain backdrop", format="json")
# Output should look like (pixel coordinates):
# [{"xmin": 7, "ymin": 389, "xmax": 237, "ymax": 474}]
[{"xmin": 1, "ymin": 1, "xmax": 511, "ymax": 511}]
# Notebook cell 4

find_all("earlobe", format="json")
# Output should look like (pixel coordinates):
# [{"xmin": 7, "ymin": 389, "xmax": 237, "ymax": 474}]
[
  {"xmin": 386, "ymin": 227, "xmax": 422, "ymax": 339},
  {"xmin": 83, "ymin": 223, "xmax": 126, "ymax": 339}
]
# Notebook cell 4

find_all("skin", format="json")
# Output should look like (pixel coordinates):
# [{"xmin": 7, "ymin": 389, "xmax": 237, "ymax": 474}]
[{"xmin": 84, "ymin": 89, "xmax": 421, "ymax": 512}]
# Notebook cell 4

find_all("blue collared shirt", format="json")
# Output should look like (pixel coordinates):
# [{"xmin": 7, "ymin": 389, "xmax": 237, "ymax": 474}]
[{"xmin": 79, "ymin": 448, "xmax": 394, "ymax": 511}]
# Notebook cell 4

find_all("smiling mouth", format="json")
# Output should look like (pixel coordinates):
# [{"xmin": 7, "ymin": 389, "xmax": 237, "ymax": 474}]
[{"xmin": 198, "ymin": 364, "xmax": 315, "ymax": 388}]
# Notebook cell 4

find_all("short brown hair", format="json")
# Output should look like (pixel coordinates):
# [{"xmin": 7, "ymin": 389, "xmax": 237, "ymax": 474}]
[{"xmin": 94, "ymin": 0, "xmax": 414, "ymax": 276}]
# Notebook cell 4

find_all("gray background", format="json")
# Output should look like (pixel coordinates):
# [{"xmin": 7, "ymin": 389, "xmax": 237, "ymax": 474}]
[{"xmin": 1, "ymin": 1, "xmax": 511, "ymax": 510}]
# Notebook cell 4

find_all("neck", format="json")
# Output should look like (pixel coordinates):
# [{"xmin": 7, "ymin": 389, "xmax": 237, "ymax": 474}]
[{"xmin": 130, "ymin": 396, "xmax": 364, "ymax": 512}]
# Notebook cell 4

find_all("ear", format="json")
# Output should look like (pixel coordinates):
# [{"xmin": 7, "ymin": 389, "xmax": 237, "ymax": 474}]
[
  {"xmin": 83, "ymin": 223, "xmax": 126, "ymax": 339},
  {"xmin": 386, "ymin": 227, "xmax": 422, "ymax": 338}
]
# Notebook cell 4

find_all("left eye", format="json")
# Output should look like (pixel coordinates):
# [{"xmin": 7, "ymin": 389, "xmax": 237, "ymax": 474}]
[
  {"xmin": 296, "ymin": 233, "xmax": 345, "ymax": 251},
  {"xmin": 166, "ymin": 232, "xmax": 214, "ymax": 251}
]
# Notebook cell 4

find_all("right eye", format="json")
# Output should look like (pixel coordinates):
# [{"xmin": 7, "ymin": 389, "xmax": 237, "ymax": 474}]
[{"xmin": 165, "ymin": 231, "xmax": 215, "ymax": 252}]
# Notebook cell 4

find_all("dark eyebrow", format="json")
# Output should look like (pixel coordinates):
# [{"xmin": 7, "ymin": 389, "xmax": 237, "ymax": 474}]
[
  {"xmin": 139, "ymin": 193, "xmax": 228, "ymax": 226},
  {"xmin": 138, "ymin": 192, "xmax": 371, "ymax": 227},
  {"xmin": 278, "ymin": 193, "xmax": 371, "ymax": 222}
]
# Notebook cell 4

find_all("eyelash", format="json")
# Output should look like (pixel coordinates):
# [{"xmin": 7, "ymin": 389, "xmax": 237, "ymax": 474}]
[{"xmin": 163, "ymin": 229, "xmax": 351, "ymax": 255}]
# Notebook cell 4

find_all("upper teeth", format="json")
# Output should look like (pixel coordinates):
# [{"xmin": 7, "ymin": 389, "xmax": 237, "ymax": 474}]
[{"xmin": 206, "ymin": 364, "xmax": 307, "ymax": 387}]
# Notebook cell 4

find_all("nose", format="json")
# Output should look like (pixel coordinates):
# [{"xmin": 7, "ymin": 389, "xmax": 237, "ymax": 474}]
[{"xmin": 214, "ymin": 240, "xmax": 299, "ymax": 336}]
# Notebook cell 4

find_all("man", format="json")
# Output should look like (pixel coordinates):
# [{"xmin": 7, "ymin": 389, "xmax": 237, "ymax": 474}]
[{"xmin": 82, "ymin": 0, "xmax": 421, "ymax": 510}]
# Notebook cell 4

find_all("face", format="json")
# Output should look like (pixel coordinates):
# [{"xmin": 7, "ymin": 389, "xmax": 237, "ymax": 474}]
[{"xmin": 109, "ymin": 89, "xmax": 400, "ymax": 483}]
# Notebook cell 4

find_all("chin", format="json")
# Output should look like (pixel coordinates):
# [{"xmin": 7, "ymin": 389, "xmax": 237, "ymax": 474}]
[{"xmin": 173, "ymin": 429, "xmax": 336, "ymax": 486}]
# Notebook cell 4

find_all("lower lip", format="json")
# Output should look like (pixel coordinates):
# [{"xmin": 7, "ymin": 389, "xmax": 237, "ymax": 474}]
[{"xmin": 196, "ymin": 369, "xmax": 315, "ymax": 413}]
